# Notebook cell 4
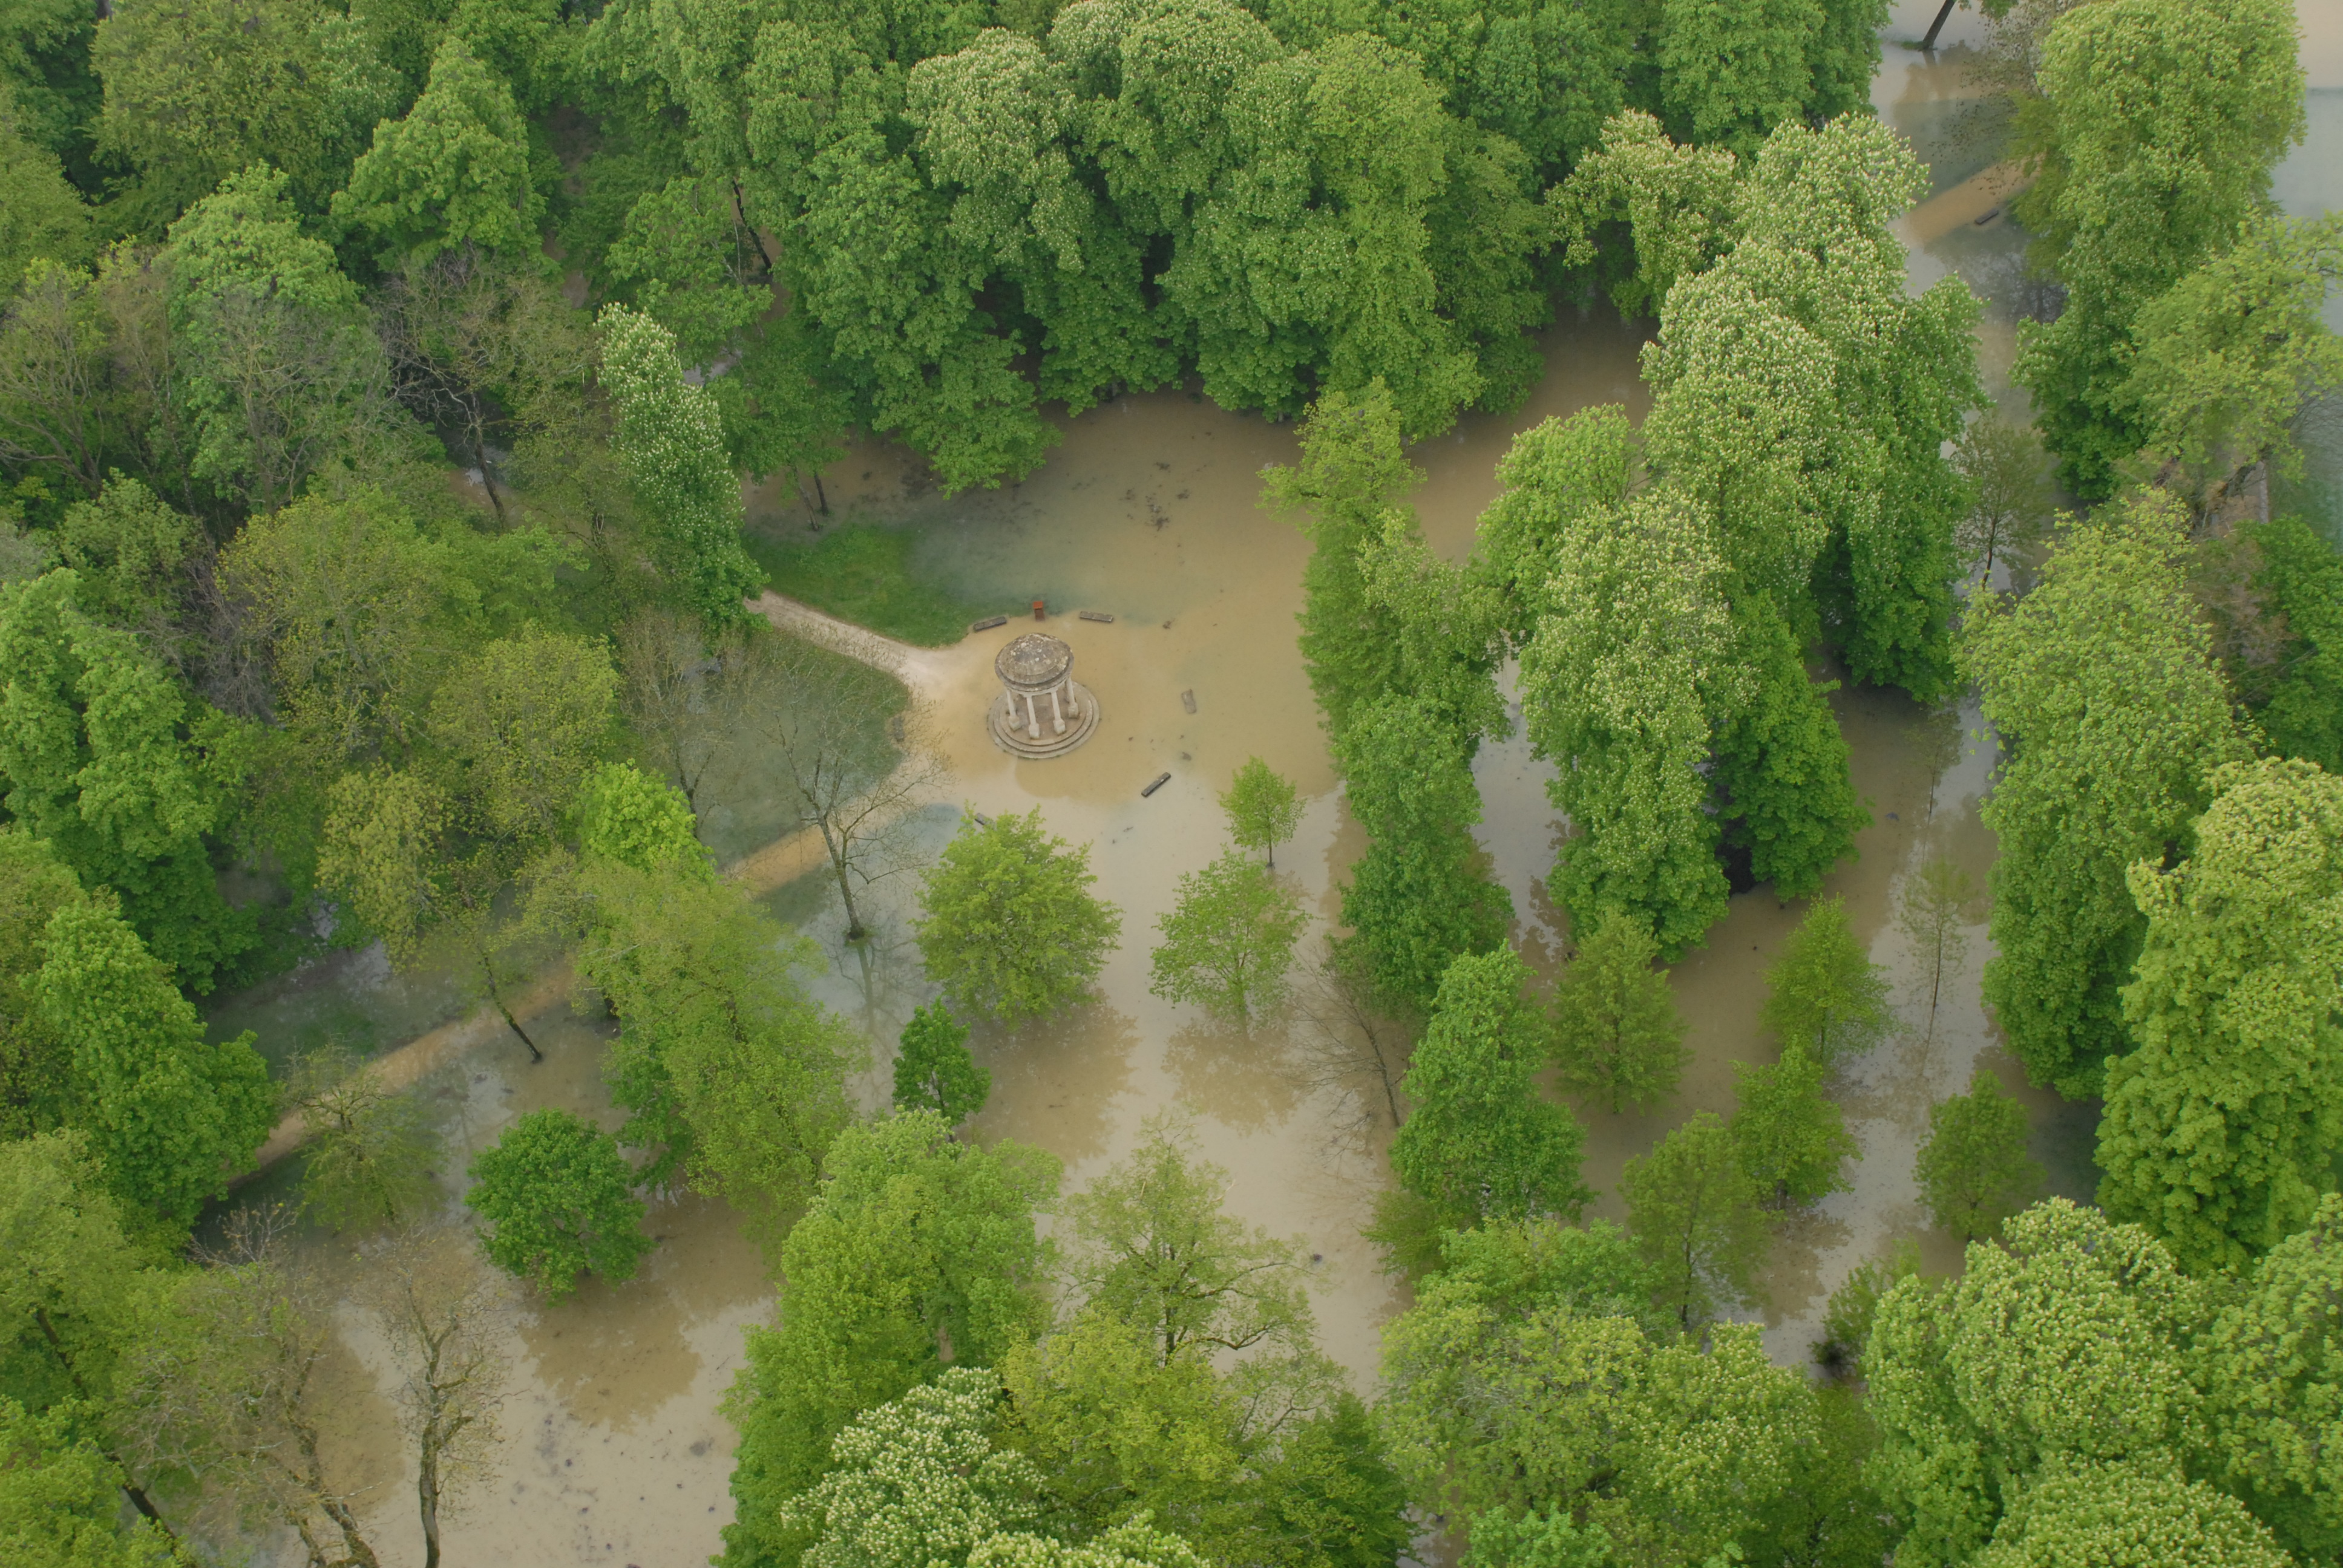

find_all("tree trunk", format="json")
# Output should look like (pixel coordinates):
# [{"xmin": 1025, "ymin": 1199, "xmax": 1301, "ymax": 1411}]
[
  {"xmin": 469, "ymin": 394, "xmax": 505, "ymax": 522},
  {"xmin": 1921, "ymin": 0, "xmax": 1958, "ymax": 48},
  {"xmin": 826, "ymin": 825, "xmax": 866, "ymax": 942},
  {"xmin": 480, "ymin": 960, "xmax": 543, "ymax": 1063},
  {"xmin": 813, "ymin": 472, "xmax": 830, "ymax": 515},
  {"xmin": 419, "ymin": 1439, "xmax": 444, "ymax": 1568}
]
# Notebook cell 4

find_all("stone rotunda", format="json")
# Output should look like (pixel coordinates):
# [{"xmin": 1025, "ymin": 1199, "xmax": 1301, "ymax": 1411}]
[{"xmin": 988, "ymin": 632, "xmax": 1099, "ymax": 758}]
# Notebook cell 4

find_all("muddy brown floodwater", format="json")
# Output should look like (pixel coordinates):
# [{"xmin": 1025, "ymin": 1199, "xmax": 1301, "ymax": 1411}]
[{"xmin": 200, "ymin": 16, "xmax": 2343, "ymax": 1564}]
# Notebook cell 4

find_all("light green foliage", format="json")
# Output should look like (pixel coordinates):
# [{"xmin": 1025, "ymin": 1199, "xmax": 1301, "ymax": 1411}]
[
  {"xmin": 53, "ymin": 476, "xmax": 199, "ymax": 644},
  {"xmin": 1148, "ymin": 849, "xmax": 1306, "ymax": 1025},
  {"xmin": 1265, "ymin": 382, "xmax": 1417, "ymax": 743},
  {"xmin": 2097, "ymin": 758, "xmax": 2343, "ymax": 1275},
  {"xmin": 777, "ymin": 1367, "xmax": 1047, "ymax": 1568},
  {"xmin": 34, "ymin": 897, "xmax": 271, "ymax": 1233},
  {"xmin": 289, "ymin": 1047, "xmax": 438, "ymax": 1233},
  {"xmin": 337, "ymin": 34, "xmax": 544, "ymax": 266},
  {"xmin": 162, "ymin": 166, "xmax": 395, "ymax": 511},
  {"xmin": 605, "ymin": 173, "xmax": 775, "ymax": 371},
  {"xmin": 1062, "ymin": 1116, "xmax": 1316, "ymax": 1367},
  {"xmin": 916, "ymin": 808, "xmax": 1122, "ymax": 1025},
  {"xmin": 1553, "ymin": 109, "xmax": 1738, "ymax": 321},
  {"xmin": 1953, "ymin": 416, "xmax": 2054, "ymax": 584},
  {"xmin": 575, "ymin": 859, "xmax": 857, "ymax": 1227},
  {"xmin": 463, "ymin": 1107, "xmax": 652, "ymax": 1302},
  {"xmin": 721, "ymin": 1112, "xmax": 1059, "ymax": 1568},
  {"xmin": 1655, "ymin": 0, "xmax": 1883, "ymax": 160},
  {"xmin": 1460, "ymin": 1509, "xmax": 1614, "ymax": 1568},
  {"xmin": 0, "ymin": 1129, "xmax": 161, "ymax": 1434},
  {"xmin": 575, "ymin": 759, "xmax": 707, "ymax": 874},
  {"xmin": 1218, "ymin": 757, "xmax": 1302, "ymax": 869},
  {"xmin": 1621, "ymin": 1110, "xmax": 1771, "ymax": 1330},
  {"xmin": 2128, "ymin": 212, "xmax": 2343, "ymax": 524},
  {"xmin": 1915, "ymin": 1070, "xmax": 2040, "ymax": 1244},
  {"xmin": 1389, "ymin": 947, "xmax": 1591, "ymax": 1233},
  {"xmin": 969, "ymin": 1520, "xmax": 1213, "ymax": 1568},
  {"xmin": 0, "ymin": 1396, "xmax": 171, "ymax": 1568},
  {"xmin": 893, "ymin": 1002, "xmax": 989, "ymax": 1128},
  {"xmin": 595, "ymin": 302, "xmax": 764, "ymax": 625},
  {"xmin": 1729, "ymin": 1042, "xmax": 1856, "ymax": 1208},
  {"xmin": 93, "ymin": 0, "xmax": 333, "ymax": 223},
  {"xmin": 1709, "ymin": 604, "xmax": 1869, "ymax": 897},
  {"xmin": 0, "ymin": 569, "xmax": 252, "ymax": 987},
  {"xmin": 1548, "ymin": 913, "xmax": 1689, "ymax": 1115},
  {"xmin": 1379, "ymin": 1236, "xmax": 1823, "ymax": 1564},
  {"xmin": 1334, "ymin": 696, "xmax": 1512, "ymax": 1014},
  {"xmin": 1864, "ymin": 1200, "xmax": 2209, "ymax": 1567},
  {"xmin": 0, "ymin": 827, "xmax": 79, "ymax": 1139},
  {"xmin": 0, "ymin": 84, "xmax": 90, "ymax": 299},
  {"xmin": 314, "ymin": 764, "xmax": 447, "ymax": 964},
  {"xmin": 1757, "ymin": 897, "xmax": 1892, "ymax": 1065},
  {"xmin": 1960, "ymin": 494, "xmax": 2243, "ymax": 1097},
  {"xmin": 1973, "ymin": 1457, "xmax": 2292, "ymax": 1568},
  {"xmin": 2201, "ymin": 1194, "xmax": 2343, "ymax": 1561},
  {"xmin": 1516, "ymin": 469, "xmax": 1735, "ymax": 957},
  {"xmin": 2012, "ymin": 0, "xmax": 2306, "ymax": 497},
  {"xmin": 2253, "ymin": 517, "xmax": 2343, "ymax": 772},
  {"xmin": 426, "ymin": 624, "xmax": 618, "ymax": 847}
]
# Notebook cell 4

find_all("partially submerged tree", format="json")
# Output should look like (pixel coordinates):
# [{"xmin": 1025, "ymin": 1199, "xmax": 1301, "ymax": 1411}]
[
  {"xmin": 1549, "ymin": 913, "xmax": 1690, "ymax": 1114},
  {"xmin": 1953, "ymin": 415, "xmax": 2054, "ymax": 587},
  {"xmin": 892, "ymin": 1003, "xmax": 989, "ymax": 1129},
  {"xmin": 1622, "ymin": 1110, "xmax": 1771, "ymax": 1330},
  {"xmin": 359, "ymin": 1226, "xmax": 510, "ymax": 1568},
  {"xmin": 1758, "ymin": 896, "xmax": 1893, "ymax": 1066},
  {"xmin": 1148, "ymin": 850, "xmax": 1307, "ymax": 1027},
  {"xmin": 289, "ymin": 1046, "xmax": 439, "ymax": 1233},
  {"xmin": 1729, "ymin": 1044, "xmax": 1858, "ymax": 1209},
  {"xmin": 916, "ymin": 809, "xmax": 1122, "ymax": 1025},
  {"xmin": 463, "ymin": 1109, "xmax": 652, "ymax": 1302},
  {"xmin": 1218, "ymin": 757, "xmax": 1303, "ymax": 870},
  {"xmin": 1916, "ymin": 1069, "xmax": 2042, "ymax": 1244},
  {"xmin": 1896, "ymin": 858, "xmax": 1978, "ymax": 1050}
]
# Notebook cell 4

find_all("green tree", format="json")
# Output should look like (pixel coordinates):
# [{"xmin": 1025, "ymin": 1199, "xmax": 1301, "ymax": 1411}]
[
  {"xmin": 0, "ymin": 1395, "xmax": 172, "ymax": 1568},
  {"xmin": 1866, "ymin": 1200, "xmax": 2208, "ymax": 1566},
  {"xmin": 0, "ymin": 84, "xmax": 90, "ymax": 299},
  {"xmin": 1260, "ymin": 382, "xmax": 1414, "ymax": 744},
  {"xmin": 1389, "ymin": 947, "xmax": 1591, "ymax": 1233},
  {"xmin": 1897, "ymin": 857, "xmax": 1977, "ymax": 1050},
  {"xmin": 1334, "ymin": 695, "xmax": 1512, "ymax": 1015},
  {"xmin": 427, "ymin": 624, "xmax": 618, "ymax": 846},
  {"xmin": 1219, "ymin": 757, "xmax": 1302, "ymax": 869},
  {"xmin": 2011, "ymin": 0, "xmax": 2306, "ymax": 497},
  {"xmin": 595, "ymin": 302, "xmax": 763, "ymax": 625},
  {"xmin": 463, "ymin": 1108, "xmax": 652, "ymax": 1302},
  {"xmin": 2253, "ymin": 515, "xmax": 2343, "ymax": 772},
  {"xmin": 0, "ymin": 1129, "xmax": 181, "ymax": 1546},
  {"xmin": 2097, "ymin": 758, "xmax": 2343, "ymax": 1275},
  {"xmin": 34, "ymin": 897, "xmax": 271, "ymax": 1235},
  {"xmin": 93, "ymin": 0, "xmax": 333, "ymax": 225},
  {"xmin": 1974, "ymin": 1457, "xmax": 2292, "ymax": 1568},
  {"xmin": 893, "ymin": 1002, "xmax": 989, "ymax": 1128},
  {"xmin": 52, "ymin": 474, "xmax": 202, "ymax": 648},
  {"xmin": 574, "ymin": 759, "xmax": 707, "ymax": 875},
  {"xmin": 1915, "ymin": 1070, "xmax": 2042, "ymax": 1244},
  {"xmin": 1622, "ymin": 1110, "xmax": 1771, "ymax": 1330},
  {"xmin": 1516, "ymin": 470, "xmax": 1736, "ymax": 957},
  {"xmin": 916, "ymin": 808, "xmax": 1122, "ymax": 1025},
  {"xmin": 721, "ymin": 1112, "xmax": 1060, "ymax": 1568},
  {"xmin": 2202, "ymin": 1193, "xmax": 2343, "ymax": 1562},
  {"xmin": 0, "ymin": 569, "xmax": 253, "ymax": 987},
  {"xmin": 1729, "ymin": 1042, "xmax": 1857, "ymax": 1208},
  {"xmin": 1148, "ymin": 850, "xmax": 1306, "ymax": 1027},
  {"xmin": 1757, "ymin": 895, "xmax": 1892, "ymax": 1066},
  {"xmin": 336, "ymin": 34, "xmax": 543, "ymax": 267},
  {"xmin": 1553, "ymin": 109, "xmax": 1739, "ymax": 322},
  {"xmin": 2127, "ymin": 212, "xmax": 2343, "ymax": 526},
  {"xmin": 574, "ymin": 859, "xmax": 858, "ymax": 1233},
  {"xmin": 287, "ymin": 1046, "xmax": 438, "ymax": 1234},
  {"xmin": 1548, "ymin": 912, "xmax": 1691, "ymax": 1114},
  {"xmin": 163, "ymin": 165, "xmax": 398, "ymax": 512},
  {"xmin": 0, "ymin": 827, "xmax": 80, "ymax": 1140},
  {"xmin": 1960, "ymin": 494, "xmax": 2243, "ymax": 1096}
]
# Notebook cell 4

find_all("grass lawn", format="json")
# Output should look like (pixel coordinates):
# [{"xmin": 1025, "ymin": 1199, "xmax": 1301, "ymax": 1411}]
[{"xmin": 746, "ymin": 526, "xmax": 994, "ymax": 647}]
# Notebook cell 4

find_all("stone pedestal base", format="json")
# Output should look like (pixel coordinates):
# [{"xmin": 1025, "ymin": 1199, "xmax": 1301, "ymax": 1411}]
[{"xmin": 988, "ymin": 679, "xmax": 1100, "ymax": 759}]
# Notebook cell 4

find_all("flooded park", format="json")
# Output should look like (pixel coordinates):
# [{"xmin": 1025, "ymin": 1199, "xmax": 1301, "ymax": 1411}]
[{"xmin": 174, "ymin": 6, "xmax": 2343, "ymax": 1563}]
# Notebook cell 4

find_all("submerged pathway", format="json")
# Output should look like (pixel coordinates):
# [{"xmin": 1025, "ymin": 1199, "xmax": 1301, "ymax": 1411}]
[{"xmin": 239, "ymin": 595, "xmax": 942, "ymax": 1177}]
